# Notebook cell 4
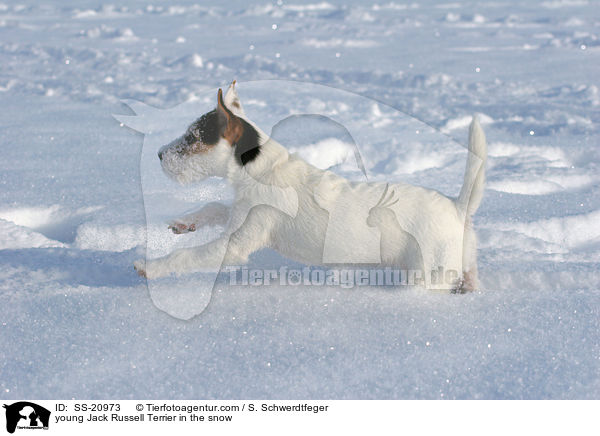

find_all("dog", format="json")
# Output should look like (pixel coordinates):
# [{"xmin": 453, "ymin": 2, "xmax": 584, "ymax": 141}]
[{"xmin": 134, "ymin": 81, "xmax": 486, "ymax": 292}]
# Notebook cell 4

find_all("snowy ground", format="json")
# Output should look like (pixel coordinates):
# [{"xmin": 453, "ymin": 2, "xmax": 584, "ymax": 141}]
[{"xmin": 0, "ymin": 0, "xmax": 598, "ymax": 399}]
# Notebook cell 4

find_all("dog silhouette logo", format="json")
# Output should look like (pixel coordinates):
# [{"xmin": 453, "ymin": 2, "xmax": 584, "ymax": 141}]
[{"xmin": 3, "ymin": 402, "xmax": 50, "ymax": 433}]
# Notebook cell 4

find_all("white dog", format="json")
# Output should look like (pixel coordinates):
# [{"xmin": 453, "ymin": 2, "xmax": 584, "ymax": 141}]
[{"xmin": 134, "ymin": 81, "xmax": 486, "ymax": 292}]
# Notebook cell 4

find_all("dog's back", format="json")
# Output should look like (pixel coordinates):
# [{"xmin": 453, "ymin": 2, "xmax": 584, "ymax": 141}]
[{"xmin": 242, "ymin": 128, "xmax": 485, "ymax": 291}]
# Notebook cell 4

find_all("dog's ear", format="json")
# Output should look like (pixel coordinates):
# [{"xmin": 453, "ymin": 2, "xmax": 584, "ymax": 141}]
[
  {"xmin": 217, "ymin": 88, "xmax": 244, "ymax": 145},
  {"xmin": 224, "ymin": 80, "xmax": 245, "ymax": 116}
]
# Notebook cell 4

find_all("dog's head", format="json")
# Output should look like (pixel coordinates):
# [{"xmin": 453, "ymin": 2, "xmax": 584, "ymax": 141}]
[{"xmin": 158, "ymin": 82, "xmax": 261, "ymax": 184}]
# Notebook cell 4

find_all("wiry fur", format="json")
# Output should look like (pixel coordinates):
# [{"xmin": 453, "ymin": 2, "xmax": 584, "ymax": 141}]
[{"xmin": 135, "ymin": 81, "xmax": 487, "ymax": 292}]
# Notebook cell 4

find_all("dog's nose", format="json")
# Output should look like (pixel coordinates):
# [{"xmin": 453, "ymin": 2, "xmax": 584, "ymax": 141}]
[{"xmin": 158, "ymin": 150, "xmax": 164, "ymax": 160}]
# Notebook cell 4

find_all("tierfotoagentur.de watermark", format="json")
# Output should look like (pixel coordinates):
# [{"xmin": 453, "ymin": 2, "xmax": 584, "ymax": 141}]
[{"xmin": 225, "ymin": 266, "xmax": 461, "ymax": 289}]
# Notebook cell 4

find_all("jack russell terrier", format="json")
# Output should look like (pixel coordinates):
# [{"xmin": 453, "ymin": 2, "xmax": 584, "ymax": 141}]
[{"xmin": 134, "ymin": 81, "xmax": 486, "ymax": 293}]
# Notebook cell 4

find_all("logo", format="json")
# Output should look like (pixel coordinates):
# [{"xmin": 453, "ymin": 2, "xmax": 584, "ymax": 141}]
[{"xmin": 3, "ymin": 402, "xmax": 50, "ymax": 434}]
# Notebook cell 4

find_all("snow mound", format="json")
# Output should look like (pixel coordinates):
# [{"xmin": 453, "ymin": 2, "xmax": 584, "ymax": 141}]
[
  {"xmin": 75, "ymin": 223, "xmax": 146, "ymax": 252},
  {"xmin": 0, "ymin": 206, "xmax": 101, "ymax": 245},
  {"xmin": 0, "ymin": 218, "xmax": 64, "ymax": 249},
  {"xmin": 288, "ymin": 138, "xmax": 355, "ymax": 170},
  {"xmin": 490, "ymin": 209, "xmax": 600, "ymax": 250}
]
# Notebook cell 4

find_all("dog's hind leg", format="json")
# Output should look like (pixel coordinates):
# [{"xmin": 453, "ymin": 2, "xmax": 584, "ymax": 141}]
[
  {"xmin": 459, "ymin": 219, "xmax": 480, "ymax": 292},
  {"xmin": 168, "ymin": 202, "xmax": 230, "ymax": 234}
]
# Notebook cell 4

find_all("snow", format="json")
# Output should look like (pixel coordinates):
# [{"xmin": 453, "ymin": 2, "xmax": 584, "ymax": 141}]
[{"xmin": 0, "ymin": 0, "xmax": 598, "ymax": 399}]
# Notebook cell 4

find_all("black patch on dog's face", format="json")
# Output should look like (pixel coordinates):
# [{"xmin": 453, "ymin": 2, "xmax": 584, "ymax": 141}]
[
  {"xmin": 234, "ymin": 118, "xmax": 261, "ymax": 166},
  {"xmin": 178, "ymin": 104, "xmax": 260, "ymax": 166},
  {"xmin": 187, "ymin": 109, "xmax": 223, "ymax": 146}
]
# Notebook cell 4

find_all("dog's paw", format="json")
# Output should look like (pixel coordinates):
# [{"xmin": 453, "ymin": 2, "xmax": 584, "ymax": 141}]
[
  {"xmin": 134, "ymin": 259, "xmax": 147, "ymax": 278},
  {"xmin": 168, "ymin": 221, "xmax": 196, "ymax": 234}
]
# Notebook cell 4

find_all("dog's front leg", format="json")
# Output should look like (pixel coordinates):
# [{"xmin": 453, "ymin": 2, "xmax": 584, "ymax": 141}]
[
  {"xmin": 135, "ymin": 205, "xmax": 275, "ymax": 279},
  {"xmin": 168, "ymin": 201, "xmax": 230, "ymax": 234},
  {"xmin": 135, "ymin": 236, "xmax": 230, "ymax": 279}
]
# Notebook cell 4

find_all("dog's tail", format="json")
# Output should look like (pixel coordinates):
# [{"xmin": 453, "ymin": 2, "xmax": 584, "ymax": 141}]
[{"xmin": 455, "ymin": 116, "xmax": 487, "ymax": 219}]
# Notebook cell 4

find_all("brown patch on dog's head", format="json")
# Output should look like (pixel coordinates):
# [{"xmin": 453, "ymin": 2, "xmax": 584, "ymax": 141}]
[
  {"xmin": 169, "ymin": 87, "xmax": 260, "ymax": 166},
  {"xmin": 169, "ymin": 86, "xmax": 258, "ymax": 166},
  {"xmin": 217, "ymin": 88, "xmax": 244, "ymax": 145}
]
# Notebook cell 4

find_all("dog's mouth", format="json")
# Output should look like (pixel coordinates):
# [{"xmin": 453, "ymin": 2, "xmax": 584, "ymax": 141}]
[
  {"xmin": 158, "ymin": 142, "xmax": 186, "ymax": 181},
  {"xmin": 159, "ymin": 154, "xmax": 186, "ymax": 183},
  {"xmin": 158, "ymin": 137, "xmax": 184, "ymax": 161},
  {"xmin": 157, "ymin": 140, "xmax": 210, "ymax": 185}
]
